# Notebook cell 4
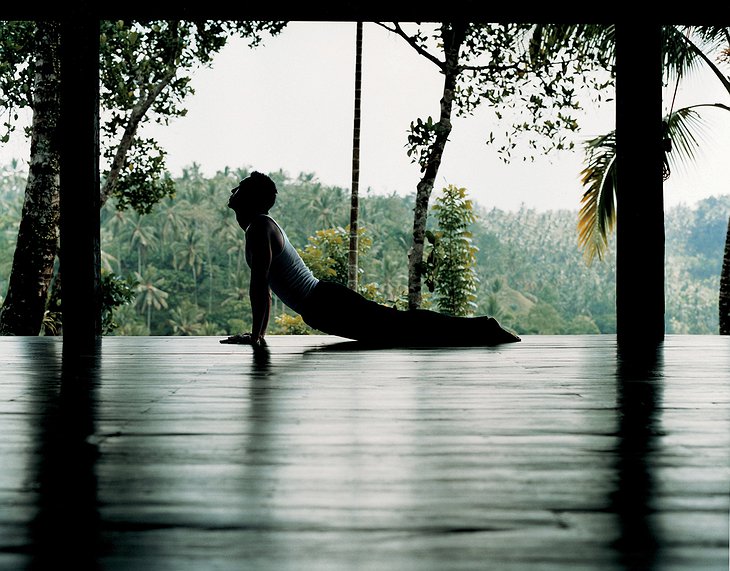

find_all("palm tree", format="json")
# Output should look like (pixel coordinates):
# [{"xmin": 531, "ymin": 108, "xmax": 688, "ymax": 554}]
[
  {"xmin": 348, "ymin": 21, "xmax": 363, "ymax": 291},
  {"xmin": 222, "ymin": 271, "xmax": 249, "ymax": 307},
  {"xmin": 100, "ymin": 249, "xmax": 118, "ymax": 273},
  {"xmin": 102, "ymin": 203, "xmax": 132, "ymax": 274},
  {"xmin": 575, "ymin": 26, "xmax": 730, "ymax": 332},
  {"xmin": 720, "ymin": 223, "xmax": 730, "ymax": 337},
  {"xmin": 158, "ymin": 198, "xmax": 187, "ymax": 244},
  {"xmin": 215, "ymin": 219, "xmax": 246, "ymax": 287},
  {"xmin": 174, "ymin": 227, "xmax": 205, "ymax": 305},
  {"xmin": 375, "ymin": 253, "xmax": 407, "ymax": 303},
  {"xmin": 579, "ymin": 27, "xmax": 729, "ymax": 261},
  {"xmin": 307, "ymin": 187, "xmax": 342, "ymax": 230},
  {"xmin": 134, "ymin": 268, "xmax": 169, "ymax": 333},
  {"xmin": 127, "ymin": 211, "xmax": 158, "ymax": 275},
  {"xmin": 483, "ymin": 277, "xmax": 507, "ymax": 321},
  {"xmin": 167, "ymin": 300, "xmax": 205, "ymax": 335}
]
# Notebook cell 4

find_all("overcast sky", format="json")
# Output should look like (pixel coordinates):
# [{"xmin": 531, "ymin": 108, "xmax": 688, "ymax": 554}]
[{"xmin": 1, "ymin": 21, "xmax": 728, "ymax": 211}]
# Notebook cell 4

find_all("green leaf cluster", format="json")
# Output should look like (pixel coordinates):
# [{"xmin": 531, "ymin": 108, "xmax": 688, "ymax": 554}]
[
  {"xmin": 100, "ymin": 270, "xmax": 137, "ymax": 334},
  {"xmin": 425, "ymin": 185, "xmax": 479, "ymax": 317},
  {"xmin": 298, "ymin": 226, "xmax": 377, "ymax": 296},
  {"xmin": 0, "ymin": 21, "xmax": 36, "ymax": 143}
]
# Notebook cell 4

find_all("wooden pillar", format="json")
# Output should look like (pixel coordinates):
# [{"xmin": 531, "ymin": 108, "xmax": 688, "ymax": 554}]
[
  {"xmin": 59, "ymin": 16, "xmax": 101, "ymax": 354},
  {"xmin": 615, "ymin": 22, "xmax": 665, "ymax": 347}
]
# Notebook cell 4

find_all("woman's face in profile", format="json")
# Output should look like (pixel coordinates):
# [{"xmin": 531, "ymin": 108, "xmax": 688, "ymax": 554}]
[
  {"xmin": 228, "ymin": 180, "xmax": 257, "ymax": 229},
  {"xmin": 228, "ymin": 181, "xmax": 245, "ymax": 210}
]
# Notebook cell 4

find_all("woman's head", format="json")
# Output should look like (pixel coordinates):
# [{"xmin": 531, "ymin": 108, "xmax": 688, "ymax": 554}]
[{"xmin": 228, "ymin": 171, "xmax": 277, "ymax": 224}]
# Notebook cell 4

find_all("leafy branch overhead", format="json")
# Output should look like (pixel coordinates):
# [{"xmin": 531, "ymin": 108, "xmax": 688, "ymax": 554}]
[
  {"xmin": 380, "ymin": 22, "xmax": 615, "ymax": 166},
  {"xmin": 98, "ymin": 20, "xmax": 286, "ymax": 213},
  {"xmin": 0, "ymin": 21, "xmax": 38, "ymax": 143}
]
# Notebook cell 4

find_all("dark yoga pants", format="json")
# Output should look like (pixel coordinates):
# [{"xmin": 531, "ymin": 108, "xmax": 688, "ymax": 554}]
[{"xmin": 299, "ymin": 280, "xmax": 518, "ymax": 346}]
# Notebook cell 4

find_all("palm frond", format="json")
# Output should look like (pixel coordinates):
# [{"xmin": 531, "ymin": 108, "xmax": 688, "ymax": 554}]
[
  {"xmin": 681, "ymin": 26, "xmax": 730, "ymax": 94},
  {"xmin": 576, "ymin": 26, "xmax": 729, "ymax": 266},
  {"xmin": 665, "ymin": 104, "xmax": 730, "ymax": 177},
  {"xmin": 664, "ymin": 107, "xmax": 706, "ymax": 175},
  {"xmin": 577, "ymin": 131, "xmax": 616, "ymax": 265},
  {"xmin": 577, "ymin": 103, "xmax": 728, "ymax": 265},
  {"xmin": 663, "ymin": 26, "xmax": 703, "ymax": 84},
  {"xmin": 528, "ymin": 24, "xmax": 615, "ymax": 67}
]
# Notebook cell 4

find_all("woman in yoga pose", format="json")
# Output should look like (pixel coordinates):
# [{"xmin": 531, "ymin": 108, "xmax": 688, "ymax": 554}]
[{"xmin": 220, "ymin": 172, "xmax": 520, "ymax": 347}]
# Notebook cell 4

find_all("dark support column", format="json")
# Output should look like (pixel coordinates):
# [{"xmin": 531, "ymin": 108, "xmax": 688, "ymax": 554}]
[
  {"xmin": 59, "ymin": 17, "xmax": 101, "ymax": 355},
  {"xmin": 615, "ymin": 22, "xmax": 665, "ymax": 347}
]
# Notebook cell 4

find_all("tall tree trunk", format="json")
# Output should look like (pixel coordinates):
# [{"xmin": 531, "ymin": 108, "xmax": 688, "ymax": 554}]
[
  {"xmin": 719, "ymin": 216, "xmax": 730, "ymax": 335},
  {"xmin": 0, "ymin": 22, "xmax": 61, "ymax": 335},
  {"xmin": 348, "ymin": 22, "xmax": 363, "ymax": 292},
  {"xmin": 407, "ymin": 23, "xmax": 465, "ymax": 310}
]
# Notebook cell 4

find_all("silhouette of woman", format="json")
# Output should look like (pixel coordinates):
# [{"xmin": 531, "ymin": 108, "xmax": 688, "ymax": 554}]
[{"xmin": 220, "ymin": 171, "xmax": 520, "ymax": 347}]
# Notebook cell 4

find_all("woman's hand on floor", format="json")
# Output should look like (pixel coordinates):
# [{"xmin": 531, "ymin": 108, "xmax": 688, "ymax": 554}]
[{"xmin": 220, "ymin": 333, "xmax": 267, "ymax": 347}]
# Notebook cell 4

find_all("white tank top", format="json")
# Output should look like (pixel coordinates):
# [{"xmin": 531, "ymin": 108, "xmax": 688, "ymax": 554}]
[{"xmin": 246, "ymin": 216, "xmax": 319, "ymax": 313}]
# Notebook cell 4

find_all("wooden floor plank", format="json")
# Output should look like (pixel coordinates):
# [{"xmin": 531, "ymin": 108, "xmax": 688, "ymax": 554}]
[{"xmin": 0, "ymin": 334, "xmax": 728, "ymax": 570}]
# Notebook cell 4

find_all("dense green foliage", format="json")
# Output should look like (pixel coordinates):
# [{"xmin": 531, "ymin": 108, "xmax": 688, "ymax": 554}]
[
  {"xmin": 0, "ymin": 162, "xmax": 727, "ymax": 335},
  {"xmin": 665, "ymin": 196, "xmax": 730, "ymax": 334},
  {"xmin": 425, "ymin": 185, "xmax": 480, "ymax": 317}
]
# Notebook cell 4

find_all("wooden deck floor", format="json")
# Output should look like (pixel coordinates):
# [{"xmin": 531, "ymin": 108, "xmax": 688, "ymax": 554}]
[{"xmin": 0, "ymin": 334, "xmax": 728, "ymax": 570}]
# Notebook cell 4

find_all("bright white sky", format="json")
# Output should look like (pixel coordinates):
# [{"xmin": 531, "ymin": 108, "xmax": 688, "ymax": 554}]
[{"xmin": 1, "ymin": 21, "xmax": 728, "ymax": 211}]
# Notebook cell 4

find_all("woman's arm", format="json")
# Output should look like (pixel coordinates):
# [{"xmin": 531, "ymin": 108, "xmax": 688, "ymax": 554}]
[
  {"xmin": 220, "ymin": 216, "xmax": 283, "ymax": 346},
  {"xmin": 247, "ymin": 220, "xmax": 274, "ymax": 346}
]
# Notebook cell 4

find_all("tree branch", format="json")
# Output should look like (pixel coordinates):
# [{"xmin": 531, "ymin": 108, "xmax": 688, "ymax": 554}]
[
  {"xmin": 100, "ymin": 21, "xmax": 183, "ymax": 207},
  {"xmin": 374, "ymin": 22, "xmax": 444, "ymax": 71}
]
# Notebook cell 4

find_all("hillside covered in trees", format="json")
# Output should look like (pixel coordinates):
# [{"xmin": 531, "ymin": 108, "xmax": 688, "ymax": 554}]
[{"xmin": 1, "ymin": 163, "xmax": 727, "ymax": 336}]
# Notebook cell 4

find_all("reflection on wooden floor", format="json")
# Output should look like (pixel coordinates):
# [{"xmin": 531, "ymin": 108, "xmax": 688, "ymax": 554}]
[{"xmin": 0, "ymin": 335, "xmax": 728, "ymax": 570}]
